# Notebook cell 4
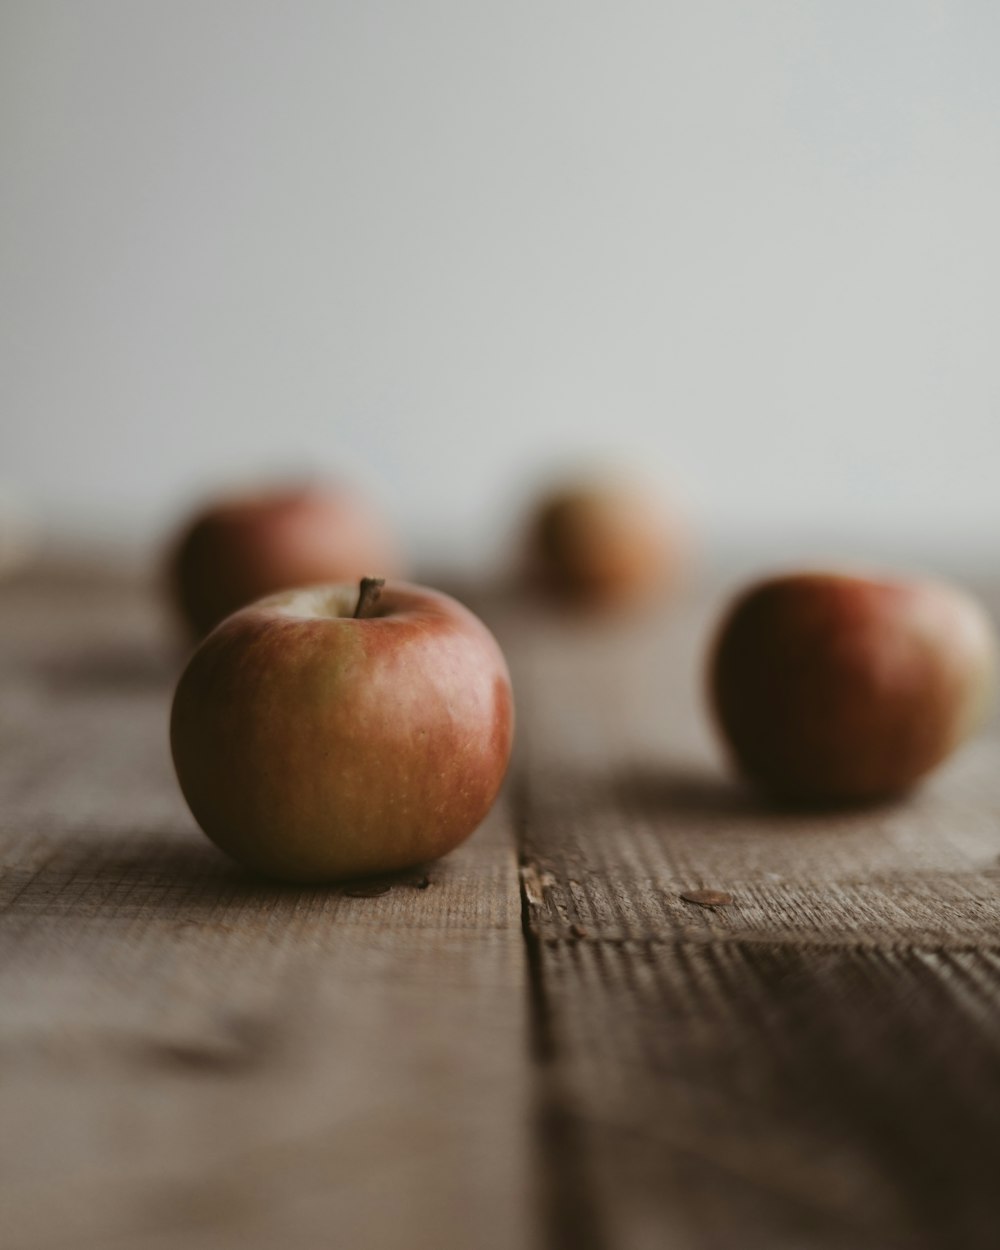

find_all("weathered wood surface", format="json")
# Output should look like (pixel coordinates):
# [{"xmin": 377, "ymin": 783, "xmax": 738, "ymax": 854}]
[
  {"xmin": 2, "ymin": 566, "xmax": 1000, "ymax": 1249},
  {"xmin": 0, "ymin": 570, "xmax": 532, "ymax": 1250},
  {"xmin": 495, "ymin": 584, "xmax": 1000, "ymax": 1250}
]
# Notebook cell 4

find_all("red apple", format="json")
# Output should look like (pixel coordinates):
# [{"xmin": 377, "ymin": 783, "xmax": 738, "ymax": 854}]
[
  {"xmin": 527, "ymin": 474, "xmax": 684, "ymax": 609},
  {"xmin": 168, "ymin": 482, "xmax": 401, "ymax": 637},
  {"xmin": 170, "ymin": 578, "xmax": 515, "ymax": 882},
  {"xmin": 709, "ymin": 571, "xmax": 997, "ymax": 803}
]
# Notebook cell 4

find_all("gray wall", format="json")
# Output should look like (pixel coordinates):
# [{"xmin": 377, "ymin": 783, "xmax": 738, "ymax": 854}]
[{"xmin": 3, "ymin": 2, "xmax": 999, "ymax": 569}]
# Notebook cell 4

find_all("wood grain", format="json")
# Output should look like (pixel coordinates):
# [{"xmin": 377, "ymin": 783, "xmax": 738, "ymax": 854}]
[
  {"xmin": 0, "ymin": 572, "xmax": 533, "ymax": 1250},
  {"xmin": 4, "ymin": 566, "xmax": 1000, "ymax": 1249},
  {"xmin": 497, "ymin": 584, "xmax": 1000, "ymax": 1250}
]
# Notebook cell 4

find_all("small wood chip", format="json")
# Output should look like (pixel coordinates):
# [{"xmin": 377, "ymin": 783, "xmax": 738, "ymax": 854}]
[
  {"xmin": 345, "ymin": 882, "xmax": 393, "ymax": 898},
  {"xmin": 680, "ymin": 889, "xmax": 733, "ymax": 908}
]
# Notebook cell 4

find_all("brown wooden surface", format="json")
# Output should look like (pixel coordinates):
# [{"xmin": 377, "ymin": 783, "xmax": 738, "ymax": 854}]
[
  {"xmin": 0, "ymin": 571, "xmax": 532, "ymax": 1250},
  {"xmin": 496, "ymin": 589, "xmax": 1000, "ymax": 1250},
  {"xmin": 2, "ymin": 567, "xmax": 1000, "ymax": 1248}
]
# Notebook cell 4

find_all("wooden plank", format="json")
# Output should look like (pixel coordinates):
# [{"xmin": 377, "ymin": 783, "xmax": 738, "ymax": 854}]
[
  {"xmin": 497, "ymin": 584, "xmax": 1000, "ymax": 1250},
  {"xmin": 0, "ymin": 571, "xmax": 534, "ymax": 1250}
]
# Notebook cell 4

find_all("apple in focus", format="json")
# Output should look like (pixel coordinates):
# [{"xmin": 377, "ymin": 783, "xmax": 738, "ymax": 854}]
[
  {"xmin": 526, "ymin": 474, "xmax": 684, "ymax": 609},
  {"xmin": 170, "ymin": 578, "xmax": 515, "ymax": 882},
  {"xmin": 708, "ymin": 571, "xmax": 996, "ymax": 803},
  {"xmin": 168, "ymin": 482, "xmax": 401, "ymax": 637}
]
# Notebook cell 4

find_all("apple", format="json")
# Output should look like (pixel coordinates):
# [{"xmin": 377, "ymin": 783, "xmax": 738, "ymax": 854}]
[
  {"xmin": 526, "ymin": 474, "xmax": 683, "ymax": 609},
  {"xmin": 708, "ymin": 571, "xmax": 997, "ymax": 803},
  {"xmin": 170, "ymin": 577, "xmax": 515, "ymax": 882},
  {"xmin": 168, "ymin": 482, "xmax": 401, "ymax": 637},
  {"xmin": 0, "ymin": 490, "xmax": 37, "ymax": 579}
]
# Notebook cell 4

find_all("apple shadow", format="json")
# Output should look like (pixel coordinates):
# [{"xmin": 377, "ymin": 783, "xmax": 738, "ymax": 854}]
[
  {"xmin": 2, "ymin": 831, "xmax": 437, "ymax": 922},
  {"xmin": 519, "ymin": 761, "xmax": 908, "ymax": 839},
  {"xmin": 36, "ymin": 641, "xmax": 183, "ymax": 694},
  {"xmin": 611, "ymin": 765, "xmax": 761, "ymax": 820},
  {"xmin": 612, "ymin": 764, "xmax": 906, "ymax": 822}
]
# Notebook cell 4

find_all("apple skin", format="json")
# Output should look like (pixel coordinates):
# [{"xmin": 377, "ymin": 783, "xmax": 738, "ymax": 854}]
[
  {"xmin": 170, "ymin": 580, "xmax": 515, "ymax": 882},
  {"xmin": 527, "ymin": 476, "xmax": 683, "ymax": 609},
  {"xmin": 168, "ymin": 483, "xmax": 401, "ymax": 637},
  {"xmin": 708, "ymin": 572, "xmax": 997, "ymax": 803}
]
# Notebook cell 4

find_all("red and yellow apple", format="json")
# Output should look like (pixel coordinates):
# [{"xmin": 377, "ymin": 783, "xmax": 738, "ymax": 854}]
[
  {"xmin": 168, "ymin": 482, "xmax": 401, "ymax": 637},
  {"xmin": 708, "ymin": 571, "xmax": 997, "ymax": 803},
  {"xmin": 526, "ymin": 474, "xmax": 684, "ymax": 609},
  {"xmin": 170, "ymin": 578, "xmax": 515, "ymax": 882}
]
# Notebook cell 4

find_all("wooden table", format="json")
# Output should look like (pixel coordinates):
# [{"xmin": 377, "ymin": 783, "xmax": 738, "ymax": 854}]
[{"xmin": 2, "ymin": 565, "xmax": 999, "ymax": 1249}]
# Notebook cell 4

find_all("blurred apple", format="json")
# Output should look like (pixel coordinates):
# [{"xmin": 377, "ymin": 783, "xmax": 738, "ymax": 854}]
[
  {"xmin": 526, "ymin": 473, "xmax": 684, "ymax": 609},
  {"xmin": 709, "ymin": 570, "xmax": 997, "ymax": 803},
  {"xmin": 0, "ymin": 491, "xmax": 37, "ymax": 578},
  {"xmin": 168, "ymin": 481, "xmax": 401, "ymax": 636},
  {"xmin": 170, "ymin": 577, "xmax": 514, "ymax": 882}
]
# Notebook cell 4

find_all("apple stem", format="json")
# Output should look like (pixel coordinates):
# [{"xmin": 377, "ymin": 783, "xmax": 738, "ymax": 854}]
[{"xmin": 353, "ymin": 577, "xmax": 386, "ymax": 619}]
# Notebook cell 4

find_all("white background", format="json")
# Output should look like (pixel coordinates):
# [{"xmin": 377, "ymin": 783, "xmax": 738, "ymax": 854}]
[{"xmin": 3, "ymin": 2, "xmax": 999, "ymax": 573}]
